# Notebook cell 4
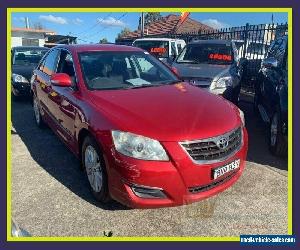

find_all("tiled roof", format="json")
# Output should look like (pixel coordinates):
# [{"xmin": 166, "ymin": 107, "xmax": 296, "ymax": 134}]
[
  {"xmin": 12, "ymin": 27, "xmax": 56, "ymax": 34},
  {"xmin": 120, "ymin": 14, "xmax": 213, "ymax": 39}
]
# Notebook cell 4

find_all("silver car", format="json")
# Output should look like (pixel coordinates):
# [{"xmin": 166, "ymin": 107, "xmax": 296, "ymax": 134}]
[{"xmin": 172, "ymin": 40, "xmax": 245, "ymax": 104}]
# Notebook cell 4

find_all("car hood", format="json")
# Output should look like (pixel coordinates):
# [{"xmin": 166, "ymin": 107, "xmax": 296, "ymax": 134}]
[
  {"xmin": 12, "ymin": 64, "xmax": 36, "ymax": 81},
  {"xmin": 172, "ymin": 63, "xmax": 231, "ymax": 80},
  {"xmin": 90, "ymin": 83, "xmax": 241, "ymax": 142}
]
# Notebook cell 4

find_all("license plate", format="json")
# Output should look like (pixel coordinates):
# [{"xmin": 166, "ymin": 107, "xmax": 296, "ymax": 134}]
[{"xmin": 213, "ymin": 159, "xmax": 240, "ymax": 180}]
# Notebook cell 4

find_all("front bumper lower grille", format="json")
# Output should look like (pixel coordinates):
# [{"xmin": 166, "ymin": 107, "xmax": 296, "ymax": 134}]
[
  {"xmin": 180, "ymin": 127, "xmax": 242, "ymax": 164},
  {"xmin": 188, "ymin": 170, "xmax": 237, "ymax": 194}
]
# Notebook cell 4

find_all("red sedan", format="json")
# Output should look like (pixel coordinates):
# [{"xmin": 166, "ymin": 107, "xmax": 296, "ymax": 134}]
[{"xmin": 31, "ymin": 44, "xmax": 248, "ymax": 208}]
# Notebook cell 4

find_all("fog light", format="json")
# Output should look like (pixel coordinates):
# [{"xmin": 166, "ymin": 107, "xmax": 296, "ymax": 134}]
[{"xmin": 131, "ymin": 185, "xmax": 166, "ymax": 199}]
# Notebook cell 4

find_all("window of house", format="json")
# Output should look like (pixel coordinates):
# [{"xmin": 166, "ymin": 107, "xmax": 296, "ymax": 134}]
[{"xmin": 22, "ymin": 38, "xmax": 39, "ymax": 46}]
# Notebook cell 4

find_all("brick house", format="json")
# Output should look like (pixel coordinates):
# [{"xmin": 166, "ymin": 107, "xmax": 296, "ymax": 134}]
[{"xmin": 116, "ymin": 14, "xmax": 213, "ymax": 45}]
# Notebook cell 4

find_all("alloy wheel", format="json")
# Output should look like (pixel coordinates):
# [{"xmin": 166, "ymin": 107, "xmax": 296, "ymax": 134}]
[{"xmin": 84, "ymin": 145, "xmax": 103, "ymax": 193}]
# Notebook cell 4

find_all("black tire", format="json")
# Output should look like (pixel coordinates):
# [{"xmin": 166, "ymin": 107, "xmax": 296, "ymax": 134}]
[
  {"xmin": 269, "ymin": 110, "xmax": 287, "ymax": 156},
  {"xmin": 32, "ymin": 95, "xmax": 45, "ymax": 128},
  {"xmin": 82, "ymin": 135, "xmax": 110, "ymax": 203}
]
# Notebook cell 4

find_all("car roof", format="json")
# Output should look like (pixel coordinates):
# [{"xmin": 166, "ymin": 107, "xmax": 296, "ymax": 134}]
[
  {"xmin": 134, "ymin": 38, "xmax": 185, "ymax": 42},
  {"xmin": 56, "ymin": 44, "xmax": 145, "ymax": 53},
  {"xmin": 12, "ymin": 46, "xmax": 49, "ymax": 50},
  {"xmin": 189, "ymin": 40, "xmax": 233, "ymax": 46}
]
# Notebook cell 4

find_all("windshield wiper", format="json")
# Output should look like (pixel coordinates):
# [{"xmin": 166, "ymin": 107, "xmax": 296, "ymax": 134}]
[
  {"xmin": 123, "ymin": 84, "xmax": 156, "ymax": 90},
  {"xmin": 162, "ymin": 80, "xmax": 182, "ymax": 85},
  {"xmin": 177, "ymin": 60, "xmax": 199, "ymax": 64}
]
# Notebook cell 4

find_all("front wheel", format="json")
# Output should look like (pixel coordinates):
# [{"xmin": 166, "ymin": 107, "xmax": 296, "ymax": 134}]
[
  {"xmin": 269, "ymin": 111, "xmax": 287, "ymax": 156},
  {"xmin": 82, "ymin": 136, "xmax": 110, "ymax": 203}
]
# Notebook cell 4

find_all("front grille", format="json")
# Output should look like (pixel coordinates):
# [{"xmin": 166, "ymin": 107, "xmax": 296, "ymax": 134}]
[
  {"xmin": 180, "ymin": 127, "xmax": 242, "ymax": 163},
  {"xmin": 188, "ymin": 170, "xmax": 237, "ymax": 194}
]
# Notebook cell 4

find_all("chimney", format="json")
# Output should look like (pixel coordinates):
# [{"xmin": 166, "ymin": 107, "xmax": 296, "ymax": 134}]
[{"xmin": 25, "ymin": 17, "xmax": 30, "ymax": 29}]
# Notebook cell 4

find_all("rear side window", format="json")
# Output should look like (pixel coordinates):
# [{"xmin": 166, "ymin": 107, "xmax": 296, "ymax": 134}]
[
  {"xmin": 177, "ymin": 43, "xmax": 183, "ymax": 54},
  {"xmin": 171, "ymin": 42, "xmax": 176, "ymax": 56},
  {"xmin": 42, "ymin": 49, "xmax": 59, "ymax": 76}
]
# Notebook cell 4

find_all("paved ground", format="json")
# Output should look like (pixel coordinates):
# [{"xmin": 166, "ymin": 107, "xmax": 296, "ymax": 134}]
[{"xmin": 11, "ymin": 96, "xmax": 288, "ymax": 237}]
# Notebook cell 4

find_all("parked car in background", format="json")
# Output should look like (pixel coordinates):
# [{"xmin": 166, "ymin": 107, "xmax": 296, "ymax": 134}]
[
  {"xmin": 171, "ymin": 40, "xmax": 246, "ymax": 104},
  {"xmin": 254, "ymin": 35, "xmax": 288, "ymax": 156},
  {"xmin": 133, "ymin": 38, "xmax": 186, "ymax": 65},
  {"xmin": 31, "ymin": 44, "xmax": 248, "ymax": 208},
  {"xmin": 11, "ymin": 46, "xmax": 49, "ymax": 100}
]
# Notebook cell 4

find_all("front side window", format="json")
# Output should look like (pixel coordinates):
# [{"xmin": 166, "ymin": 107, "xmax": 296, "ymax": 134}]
[
  {"xmin": 56, "ymin": 50, "xmax": 76, "ymax": 85},
  {"xmin": 176, "ymin": 43, "xmax": 233, "ymax": 65},
  {"xmin": 78, "ymin": 51, "xmax": 178, "ymax": 90},
  {"xmin": 133, "ymin": 40, "xmax": 169, "ymax": 58},
  {"xmin": 12, "ymin": 48, "xmax": 48, "ymax": 66}
]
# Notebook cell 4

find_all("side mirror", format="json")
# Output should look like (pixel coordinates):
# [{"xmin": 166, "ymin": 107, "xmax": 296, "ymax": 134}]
[
  {"xmin": 50, "ymin": 73, "xmax": 72, "ymax": 87},
  {"xmin": 262, "ymin": 57, "xmax": 278, "ymax": 69}
]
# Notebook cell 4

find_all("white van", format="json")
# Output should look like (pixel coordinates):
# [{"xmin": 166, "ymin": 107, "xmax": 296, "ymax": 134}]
[{"xmin": 133, "ymin": 38, "xmax": 186, "ymax": 64}]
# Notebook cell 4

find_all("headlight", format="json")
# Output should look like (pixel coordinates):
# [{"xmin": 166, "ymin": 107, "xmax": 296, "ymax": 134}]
[
  {"xmin": 12, "ymin": 73, "xmax": 29, "ymax": 83},
  {"xmin": 210, "ymin": 76, "xmax": 233, "ymax": 89},
  {"xmin": 238, "ymin": 108, "xmax": 245, "ymax": 127},
  {"xmin": 111, "ymin": 131, "xmax": 169, "ymax": 161}
]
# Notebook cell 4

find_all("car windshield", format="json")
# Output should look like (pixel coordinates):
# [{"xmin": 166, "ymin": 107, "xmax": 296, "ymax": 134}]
[
  {"xmin": 133, "ymin": 40, "xmax": 169, "ymax": 58},
  {"xmin": 78, "ymin": 51, "xmax": 179, "ymax": 90},
  {"xmin": 176, "ymin": 43, "xmax": 233, "ymax": 65},
  {"xmin": 13, "ymin": 48, "xmax": 48, "ymax": 66}
]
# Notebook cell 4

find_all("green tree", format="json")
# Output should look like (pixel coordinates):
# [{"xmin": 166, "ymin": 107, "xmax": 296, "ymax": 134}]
[
  {"xmin": 144, "ymin": 12, "xmax": 162, "ymax": 26},
  {"xmin": 99, "ymin": 38, "xmax": 108, "ymax": 44},
  {"xmin": 138, "ymin": 12, "xmax": 162, "ymax": 29},
  {"xmin": 117, "ymin": 27, "xmax": 131, "ymax": 39}
]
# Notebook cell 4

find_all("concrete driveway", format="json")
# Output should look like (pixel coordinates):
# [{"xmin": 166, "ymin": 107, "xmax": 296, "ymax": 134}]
[{"xmin": 11, "ymin": 97, "xmax": 288, "ymax": 237}]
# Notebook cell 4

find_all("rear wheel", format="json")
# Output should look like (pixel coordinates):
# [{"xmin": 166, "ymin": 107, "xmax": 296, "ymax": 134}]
[
  {"xmin": 33, "ymin": 95, "xmax": 45, "ymax": 128},
  {"xmin": 82, "ymin": 136, "xmax": 110, "ymax": 203},
  {"xmin": 269, "ymin": 111, "xmax": 287, "ymax": 156}
]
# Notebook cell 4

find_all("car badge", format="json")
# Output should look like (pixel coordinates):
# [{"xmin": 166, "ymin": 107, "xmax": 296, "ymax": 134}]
[{"xmin": 217, "ymin": 137, "xmax": 229, "ymax": 149}]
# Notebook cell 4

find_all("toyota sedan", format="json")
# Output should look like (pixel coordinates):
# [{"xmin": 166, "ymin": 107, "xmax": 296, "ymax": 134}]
[{"xmin": 31, "ymin": 44, "xmax": 248, "ymax": 208}]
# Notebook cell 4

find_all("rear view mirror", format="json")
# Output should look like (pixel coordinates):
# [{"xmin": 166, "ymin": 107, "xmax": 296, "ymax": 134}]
[
  {"xmin": 50, "ymin": 73, "xmax": 72, "ymax": 87},
  {"xmin": 262, "ymin": 57, "xmax": 278, "ymax": 69}
]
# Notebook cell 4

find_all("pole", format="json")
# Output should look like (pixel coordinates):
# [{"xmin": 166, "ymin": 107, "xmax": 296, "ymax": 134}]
[{"xmin": 141, "ymin": 12, "xmax": 145, "ymax": 38}]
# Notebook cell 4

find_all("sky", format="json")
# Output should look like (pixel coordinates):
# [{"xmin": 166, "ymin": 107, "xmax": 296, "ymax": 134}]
[{"xmin": 12, "ymin": 12, "xmax": 288, "ymax": 44}]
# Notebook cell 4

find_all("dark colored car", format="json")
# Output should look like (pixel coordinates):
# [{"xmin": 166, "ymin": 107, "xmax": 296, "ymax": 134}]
[
  {"xmin": 31, "ymin": 44, "xmax": 248, "ymax": 208},
  {"xmin": 254, "ymin": 35, "xmax": 288, "ymax": 156},
  {"xmin": 11, "ymin": 46, "xmax": 49, "ymax": 100},
  {"xmin": 171, "ymin": 40, "xmax": 246, "ymax": 104}
]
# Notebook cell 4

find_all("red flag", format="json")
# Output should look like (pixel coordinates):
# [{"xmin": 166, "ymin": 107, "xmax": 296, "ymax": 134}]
[{"xmin": 179, "ymin": 12, "xmax": 190, "ymax": 24}]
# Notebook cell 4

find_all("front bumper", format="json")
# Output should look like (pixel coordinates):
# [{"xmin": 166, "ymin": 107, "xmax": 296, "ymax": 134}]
[
  {"xmin": 12, "ymin": 81, "xmax": 31, "ymax": 96},
  {"xmin": 100, "ymin": 127, "xmax": 248, "ymax": 208}
]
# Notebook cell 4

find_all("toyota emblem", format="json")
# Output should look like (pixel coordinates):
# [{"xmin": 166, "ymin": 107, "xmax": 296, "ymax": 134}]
[{"xmin": 217, "ymin": 137, "xmax": 229, "ymax": 149}]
